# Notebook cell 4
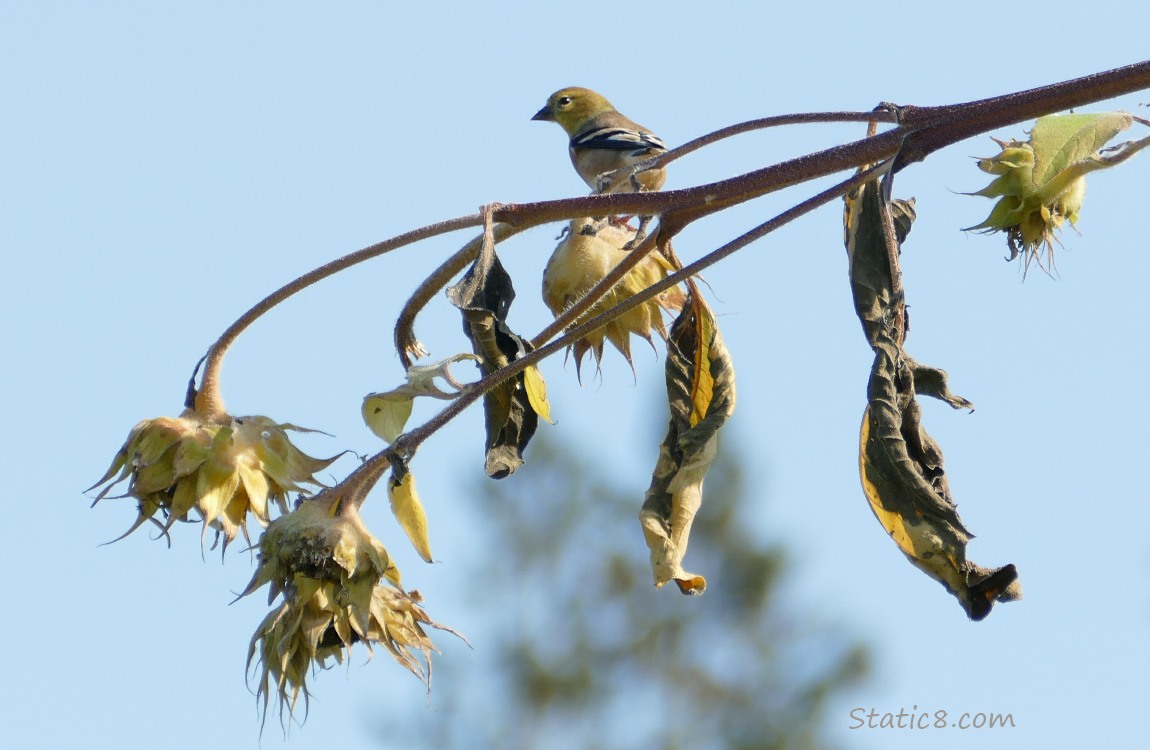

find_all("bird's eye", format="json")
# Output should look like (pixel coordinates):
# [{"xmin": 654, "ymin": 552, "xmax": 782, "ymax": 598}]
[{"xmin": 557, "ymin": 96, "xmax": 572, "ymax": 107}]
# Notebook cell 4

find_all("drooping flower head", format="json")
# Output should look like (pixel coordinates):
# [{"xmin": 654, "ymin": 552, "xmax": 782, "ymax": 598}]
[
  {"xmin": 965, "ymin": 112, "xmax": 1150, "ymax": 274},
  {"xmin": 542, "ymin": 219, "xmax": 685, "ymax": 378},
  {"xmin": 240, "ymin": 489, "xmax": 462, "ymax": 725},
  {"xmin": 89, "ymin": 409, "xmax": 339, "ymax": 549}
]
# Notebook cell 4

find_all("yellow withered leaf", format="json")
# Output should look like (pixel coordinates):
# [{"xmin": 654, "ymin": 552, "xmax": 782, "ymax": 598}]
[
  {"xmin": 362, "ymin": 392, "xmax": 414, "ymax": 444},
  {"xmin": 362, "ymin": 353, "xmax": 477, "ymax": 444},
  {"xmin": 858, "ymin": 396, "xmax": 1020, "ymax": 620},
  {"xmin": 522, "ymin": 365, "xmax": 555, "ymax": 424},
  {"xmin": 388, "ymin": 468, "xmax": 433, "ymax": 563},
  {"xmin": 640, "ymin": 286, "xmax": 735, "ymax": 595},
  {"xmin": 687, "ymin": 299, "xmax": 716, "ymax": 428}
]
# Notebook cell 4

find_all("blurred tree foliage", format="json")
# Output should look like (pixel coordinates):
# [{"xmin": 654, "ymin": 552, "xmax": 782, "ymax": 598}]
[{"xmin": 382, "ymin": 435, "xmax": 869, "ymax": 749}]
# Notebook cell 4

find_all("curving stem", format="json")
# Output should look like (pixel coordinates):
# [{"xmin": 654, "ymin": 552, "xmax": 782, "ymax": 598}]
[{"xmin": 192, "ymin": 215, "xmax": 484, "ymax": 419}]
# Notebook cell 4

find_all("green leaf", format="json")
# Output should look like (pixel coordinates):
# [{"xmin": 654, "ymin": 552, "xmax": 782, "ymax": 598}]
[{"xmin": 1029, "ymin": 112, "xmax": 1132, "ymax": 186}]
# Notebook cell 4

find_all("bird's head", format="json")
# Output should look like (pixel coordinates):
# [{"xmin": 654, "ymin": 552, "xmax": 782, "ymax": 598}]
[{"xmin": 532, "ymin": 87, "xmax": 615, "ymax": 135}]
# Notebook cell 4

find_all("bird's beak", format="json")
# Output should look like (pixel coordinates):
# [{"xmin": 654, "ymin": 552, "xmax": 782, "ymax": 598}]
[{"xmin": 531, "ymin": 105, "xmax": 554, "ymax": 122}]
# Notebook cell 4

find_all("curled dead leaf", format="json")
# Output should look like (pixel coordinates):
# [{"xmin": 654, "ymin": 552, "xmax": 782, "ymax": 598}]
[
  {"xmin": 446, "ymin": 238, "xmax": 538, "ymax": 478},
  {"xmin": 845, "ymin": 170, "xmax": 1019, "ymax": 620},
  {"xmin": 640, "ymin": 285, "xmax": 735, "ymax": 595}
]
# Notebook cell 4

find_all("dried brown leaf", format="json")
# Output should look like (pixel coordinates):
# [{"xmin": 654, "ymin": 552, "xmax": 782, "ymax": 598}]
[
  {"xmin": 639, "ymin": 286, "xmax": 735, "ymax": 595},
  {"xmin": 447, "ymin": 241, "xmax": 538, "ymax": 478},
  {"xmin": 845, "ymin": 174, "xmax": 1019, "ymax": 620}
]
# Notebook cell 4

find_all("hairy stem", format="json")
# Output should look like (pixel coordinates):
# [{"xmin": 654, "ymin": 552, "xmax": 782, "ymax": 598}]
[
  {"xmin": 194, "ymin": 215, "xmax": 483, "ymax": 418},
  {"xmin": 893, "ymin": 59, "xmax": 1150, "ymax": 168},
  {"xmin": 629, "ymin": 110, "xmax": 900, "ymax": 175}
]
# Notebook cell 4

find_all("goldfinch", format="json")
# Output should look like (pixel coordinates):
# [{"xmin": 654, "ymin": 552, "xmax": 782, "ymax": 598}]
[{"xmin": 532, "ymin": 87, "xmax": 667, "ymax": 195}]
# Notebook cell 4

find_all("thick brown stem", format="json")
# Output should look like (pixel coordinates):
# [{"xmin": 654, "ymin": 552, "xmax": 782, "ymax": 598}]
[
  {"xmin": 196, "ymin": 59, "xmax": 1150, "ymax": 421},
  {"xmin": 893, "ymin": 60, "xmax": 1150, "ymax": 168}
]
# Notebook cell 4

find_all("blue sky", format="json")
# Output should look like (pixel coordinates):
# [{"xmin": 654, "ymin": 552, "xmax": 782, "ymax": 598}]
[{"xmin": 4, "ymin": 2, "xmax": 1149, "ymax": 748}]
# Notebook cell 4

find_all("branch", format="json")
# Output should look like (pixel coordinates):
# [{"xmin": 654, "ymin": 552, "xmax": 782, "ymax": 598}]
[
  {"xmin": 893, "ymin": 59, "xmax": 1150, "ymax": 168},
  {"xmin": 629, "ymin": 110, "xmax": 900, "ymax": 173},
  {"xmin": 195, "ymin": 59, "xmax": 1150, "ymax": 418}
]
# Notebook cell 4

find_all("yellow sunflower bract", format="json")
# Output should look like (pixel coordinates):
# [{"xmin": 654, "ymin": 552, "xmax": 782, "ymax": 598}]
[
  {"xmin": 240, "ymin": 491, "xmax": 462, "ymax": 726},
  {"xmin": 542, "ymin": 219, "xmax": 685, "ymax": 377},
  {"xmin": 89, "ymin": 410, "xmax": 339, "ymax": 548}
]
